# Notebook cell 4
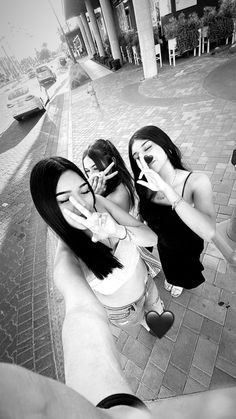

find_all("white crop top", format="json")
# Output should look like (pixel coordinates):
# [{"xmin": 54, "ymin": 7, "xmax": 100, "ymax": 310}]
[{"xmin": 80, "ymin": 238, "xmax": 146, "ymax": 296}]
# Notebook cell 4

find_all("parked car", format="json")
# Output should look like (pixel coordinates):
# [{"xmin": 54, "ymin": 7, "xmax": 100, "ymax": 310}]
[
  {"xmin": 28, "ymin": 69, "xmax": 36, "ymax": 79},
  {"xmin": 35, "ymin": 64, "xmax": 56, "ymax": 86},
  {"xmin": 7, "ymin": 84, "xmax": 49, "ymax": 121}
]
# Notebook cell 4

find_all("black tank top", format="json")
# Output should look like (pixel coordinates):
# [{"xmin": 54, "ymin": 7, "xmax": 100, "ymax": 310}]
[{"xmin": 140, "ymin": 172, "xmax": 203, "ymax": 252}]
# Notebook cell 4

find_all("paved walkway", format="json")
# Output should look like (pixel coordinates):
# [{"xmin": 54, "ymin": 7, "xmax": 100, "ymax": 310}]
[{"xmin": 66, "ymin": 54, "xmax": 236, "ymax": 400}]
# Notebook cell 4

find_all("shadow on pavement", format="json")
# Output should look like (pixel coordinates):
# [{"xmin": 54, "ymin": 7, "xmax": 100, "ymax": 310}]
[
  {"xmin": 0, "ymin": 110, "xmax": 45, "ymax": 155},
  {"xmin": 203, "ymin": 56, "xmax": 236, "ymax": 101},
  {"xmin": 0, "ymin": 101, "xmax": 61, "ymax": 375}
]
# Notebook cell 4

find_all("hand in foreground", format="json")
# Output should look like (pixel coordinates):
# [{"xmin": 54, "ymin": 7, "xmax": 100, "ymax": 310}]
[
  {"xmin": 89, "ymin": 162, "xmax": 118, "ymax": 195},
  {"xmin": 63, "ymin": 196, "xmax": 125, "ymax": 243},
  {"xmin": 136, "ymin": 153, "xmax": 167, "ymax": 194}
]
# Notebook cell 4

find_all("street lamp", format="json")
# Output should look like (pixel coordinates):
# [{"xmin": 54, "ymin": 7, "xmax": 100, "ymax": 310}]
[
  {"xmin": 0, "ymin": 36, "xmax": 19, "ymax": 78},
  {"xmin": 47, "ymin": 0, "xmax": 76, "ymax": 63}
]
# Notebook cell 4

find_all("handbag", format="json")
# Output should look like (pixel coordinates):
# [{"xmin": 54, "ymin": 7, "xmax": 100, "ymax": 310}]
[{"xmin": 138, "ymin": 246, "xmax": 162, "ymax": 278}]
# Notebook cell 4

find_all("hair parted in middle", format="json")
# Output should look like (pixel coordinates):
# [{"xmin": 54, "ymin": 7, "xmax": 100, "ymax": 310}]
[
  {"xmin": 82, "ymin": 139, "xmax": 135, "ymax": 209},
  {"xmin": 30, "ymin": 156, "xmax": 123, "ymax": 279},
  {"xmin": 128, "ymin": 125, "xmax": 187, "ymax": 201}
]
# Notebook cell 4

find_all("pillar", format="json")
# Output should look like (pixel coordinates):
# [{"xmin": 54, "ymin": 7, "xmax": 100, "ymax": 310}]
[
  {"xmin": 85, "ymin": 0, "xmax": 105, "ymax": 56},
  {"xmin": 78, "ymin": 15, "xmax": 92, "ymax": 57},
  {"xmin": 80, "ymin": 13, "xmax": 96, "ymax": 56},
  {"xmin": 132, "ymin": 0, "xmax": 157, "ymax": 79},
  {"xmin": 99, "ymin": 0, "xmax": 121, "ymax": 61}
]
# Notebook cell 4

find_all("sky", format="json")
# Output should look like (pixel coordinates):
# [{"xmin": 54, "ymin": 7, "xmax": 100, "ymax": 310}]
[{"xmin": 0, "ymin": 0, "xmax": 66, "ymax": 60}]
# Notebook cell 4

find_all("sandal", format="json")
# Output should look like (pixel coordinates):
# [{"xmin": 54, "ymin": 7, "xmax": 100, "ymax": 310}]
[
  {"xmin": 171, "ymin": 286, "xmax": 183, "ymax": 298},
  {"xmin": 164, "ymin": 279, "xmax": 173, "ymax": 292}
]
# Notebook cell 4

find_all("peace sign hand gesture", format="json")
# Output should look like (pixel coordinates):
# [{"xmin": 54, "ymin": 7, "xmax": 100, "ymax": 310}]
[
  {"xmin": 63, "ymin": 196, "xmax": 124, "ymax": 243},
  {"xmin": 137, "ymin": 153, "xmax": 168, "ymax": 194},
  {"xmin": 89, "ymin": 162, "xmax": 118, "ymax": 195}
]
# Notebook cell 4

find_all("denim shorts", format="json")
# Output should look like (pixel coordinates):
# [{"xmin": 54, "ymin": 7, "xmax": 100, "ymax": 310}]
[{"xmin": 103, "ymin": 276, "xmax": 159, "ymax": 327}]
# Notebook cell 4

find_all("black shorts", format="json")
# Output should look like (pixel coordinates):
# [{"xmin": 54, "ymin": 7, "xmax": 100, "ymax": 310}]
[{"xmin": 96, "ymin": 393, "xmax": 148, "ymax": 410}]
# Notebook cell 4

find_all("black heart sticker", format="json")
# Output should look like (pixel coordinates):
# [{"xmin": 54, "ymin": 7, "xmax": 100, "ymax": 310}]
[
  {"xmin": 144, "ymin": 155, "xmax": 153, "ymax": 165},
  {"xmin": 145, "ymin": 310, "xmax": 175, "ymax": 339}
]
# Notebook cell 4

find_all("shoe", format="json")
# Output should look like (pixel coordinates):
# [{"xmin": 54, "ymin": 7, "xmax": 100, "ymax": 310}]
[
  {"xmin": 164, "ymin": 279, "xmax": 173, "ymax": 292},
  {"xmin": 171, "ymin": 286, "xmax": 183, "ymax": 298}
]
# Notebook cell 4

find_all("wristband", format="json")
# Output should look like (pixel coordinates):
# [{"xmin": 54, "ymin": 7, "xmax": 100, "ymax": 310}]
[{"xmin": 171, "ymin": 197, "xmax": 183, "ymax": 211}]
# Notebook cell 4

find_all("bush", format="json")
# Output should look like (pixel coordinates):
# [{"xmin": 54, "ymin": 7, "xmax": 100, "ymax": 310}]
[
  {"xmin": 112, "ymin": 59, "xmax": 121, "ymax": 71},
  {"xmin": 208, "ymin": 15, "xmax": 234, "ymax": 42},
  {"xmin": 219, "ymin": 0, "xmax": 236, "ymax": 18},
  {"xmin": 176, "ymin": 13, "xmax": 200, "ymax": 54},
  {"xmin": 201, "ymin": 7, "xmax": 217, "ymax": 27},
  {"xmin": 163, "ymin": 17, "xmax": 178, "ymax": 40}
]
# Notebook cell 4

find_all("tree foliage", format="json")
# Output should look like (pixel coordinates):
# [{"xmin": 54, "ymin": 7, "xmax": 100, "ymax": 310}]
[{"xmin": 38, "ymin": 44, "xmax": 51, "ymax": 62}]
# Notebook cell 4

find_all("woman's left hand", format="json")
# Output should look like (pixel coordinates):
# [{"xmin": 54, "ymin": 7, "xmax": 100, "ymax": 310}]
[
  {"xmin": 137, "ymin": 153, "xmax": 168, "ymax": 194},
  {"xmin": 63, "ymin": 196, "xmax": 125, "ymax": 243}
]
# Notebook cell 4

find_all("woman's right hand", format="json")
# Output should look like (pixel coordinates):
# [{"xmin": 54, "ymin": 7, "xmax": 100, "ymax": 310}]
[
  {"xmin": 88, "ymin": 162, "xmax": 118, "ymax": 195},
  {"xmin": 137, "ymin": 153, "xmax": 168, "ymax": 194},
  {"xmin": 63, "ymin": 196, "xmax": 125, "ymax": 243}
]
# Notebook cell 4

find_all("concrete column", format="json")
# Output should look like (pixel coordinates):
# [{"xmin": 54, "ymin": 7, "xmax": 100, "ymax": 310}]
[
  {"xmin": 99, "ymin": 0, "xmax": 121, "ymax": 61},
  {"xmin": 78, "ymin": 15, "xmax": 92, "ymax": 57},
  {"xmin": 132, "ymin": 0, "xmax": 157, "ymax": 79},
  {"xmin": 80, "ymin": 13, "xmax": 96, "ymax": 56},
  {"xmin": 85, "ymin": 0, "xmax": 105, "ymax": 56}
]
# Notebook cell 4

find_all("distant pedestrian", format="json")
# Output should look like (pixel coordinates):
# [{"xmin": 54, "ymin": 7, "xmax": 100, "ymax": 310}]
[{"xmin": 129, "ymin": 125, "xmax": 216, "ymax": 298}]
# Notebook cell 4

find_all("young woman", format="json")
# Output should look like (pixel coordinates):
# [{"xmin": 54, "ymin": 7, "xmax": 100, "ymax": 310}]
[
  {"xmin": 82, "ymin": 139, "xmax": 135, "ymax": 213},
  {"xmin": 30, "ymin": 156, "xmax": 164, "ymax": 334},
  {"xmin": 129, "ymin": 126, "xmax": 216, "ymax": 298}
]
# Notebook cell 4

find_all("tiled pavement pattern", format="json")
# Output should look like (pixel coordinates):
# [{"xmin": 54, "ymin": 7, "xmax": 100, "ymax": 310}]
[
  {"xmin": 0, "ymin": 93, "xmax": 68, "ymax": 379},
  {"xmin": 70, "ymin": 54, "xmax": 236, "ymax": 399}
]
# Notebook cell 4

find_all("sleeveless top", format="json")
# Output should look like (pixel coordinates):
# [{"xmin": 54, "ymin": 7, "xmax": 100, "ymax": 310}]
[
  {"xmin": 80, "ymin": 238, "xmax": 147, "ymax": 296},
  {"xmin": 139, "ymin": 172, "xmax": 205, "ymax": 288}
]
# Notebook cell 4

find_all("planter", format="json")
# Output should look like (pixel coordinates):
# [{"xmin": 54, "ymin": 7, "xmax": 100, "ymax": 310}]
[{"xmin": 111, "ymin": 59, "xmax": 121, "ymax": 71}]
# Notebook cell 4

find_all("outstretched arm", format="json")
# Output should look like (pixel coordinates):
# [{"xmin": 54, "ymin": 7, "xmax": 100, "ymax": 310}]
[
  {"xmin": 54, "ymin": 241, "xmax": 132, "ymax": 404},
  {"xmin": 96, "ymin": 195, "xmax": 157, "ymax": 247},
  {"xmin": 0, "ymin": 363, "xmax": 151, "ymax": 419}
]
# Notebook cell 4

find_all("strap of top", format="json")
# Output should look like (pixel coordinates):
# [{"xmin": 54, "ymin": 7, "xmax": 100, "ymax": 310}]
[{"xmin": 181, "ymin": 172, "xmax": 193, "ymax": 197}]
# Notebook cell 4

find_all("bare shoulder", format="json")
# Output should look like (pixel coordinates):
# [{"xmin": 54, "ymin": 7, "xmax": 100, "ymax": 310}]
[
  {"xmin": 96, "ymin": 185, "xmax": 131, "ymax": 212},
  {"xmin": 189, "ymin": 172, "xmax": 212, "ymax": 190},
  {"xmin": 108, "ymin": 184, "xmax": 130, "ymax": 206}
]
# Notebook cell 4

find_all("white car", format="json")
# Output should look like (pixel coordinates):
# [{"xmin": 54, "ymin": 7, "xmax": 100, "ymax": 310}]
[{"xmin": 7, "ymin": 85, "xmax": 49, "ymax": 121}]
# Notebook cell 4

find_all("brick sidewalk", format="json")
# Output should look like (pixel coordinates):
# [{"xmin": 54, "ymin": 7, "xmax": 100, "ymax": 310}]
[{"xmin": 68, "ymin": 54, "xmax": 236, "ymax": 399}]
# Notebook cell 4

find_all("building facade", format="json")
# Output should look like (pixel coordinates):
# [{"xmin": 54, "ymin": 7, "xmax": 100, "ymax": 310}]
[{"xmin": 63, "ymin": 0, "xmax": 219, "ymax": 78}]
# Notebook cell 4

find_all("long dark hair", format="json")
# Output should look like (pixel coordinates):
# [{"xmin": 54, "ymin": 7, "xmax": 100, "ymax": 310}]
[
  {"xmin": 82, "ymin": 139, "xmax": 135, "ymax": 210},
  {"xmin": 30, "ymin": 156, "xmax": 123, "ymax": 279},
  {"xmin": 128, "ymin": 125, "xmax": 187, "ymax": 202}
]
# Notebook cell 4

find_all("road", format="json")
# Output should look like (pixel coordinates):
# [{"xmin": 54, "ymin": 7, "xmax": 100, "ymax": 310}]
[{"xmin": 0, "ymin": 61, "xmax": 69, "ymax": 134}]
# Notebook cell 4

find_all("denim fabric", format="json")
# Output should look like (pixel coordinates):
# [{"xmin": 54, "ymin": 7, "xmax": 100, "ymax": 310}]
[{"xmin": 103, "ymin": 276, "xmax": 161, "ymax": 327}]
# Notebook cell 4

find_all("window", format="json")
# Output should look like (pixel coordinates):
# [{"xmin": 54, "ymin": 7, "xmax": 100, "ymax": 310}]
[
  {"xmin": 8, "ymin": 87, "xmax": 29, "ymax": 100},
  {"xmin": 36, "ymin": 66, "xmax": 49, "ymax": 73}
]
